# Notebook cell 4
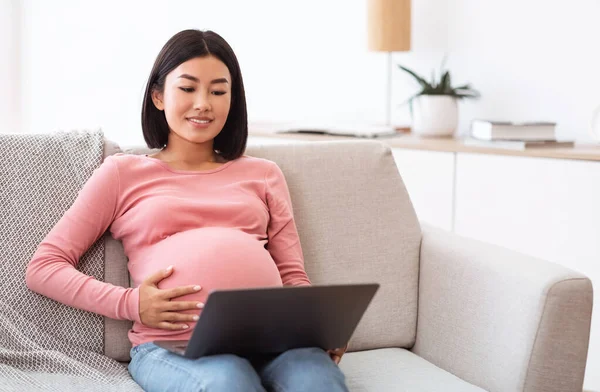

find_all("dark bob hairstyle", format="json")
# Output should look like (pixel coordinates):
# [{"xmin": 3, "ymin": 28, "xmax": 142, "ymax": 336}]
[{"xmin": 141, "ymin": 29, "xmax": 247, "ymax": 161}]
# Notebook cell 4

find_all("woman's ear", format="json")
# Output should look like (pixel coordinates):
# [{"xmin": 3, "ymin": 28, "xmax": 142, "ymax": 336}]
[{"xmin": 151, "ymin": 90, "xmax": 165, "ymax": 111}]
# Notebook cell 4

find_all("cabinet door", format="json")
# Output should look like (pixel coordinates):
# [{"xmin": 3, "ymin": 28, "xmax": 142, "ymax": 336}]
[
  {"xmin": 454, "ymin": 152, "xmax": 600, "ymax": 391},
  {"xmin": 392, "ymin": 149, "xmax": 455, "ymax": 231}
]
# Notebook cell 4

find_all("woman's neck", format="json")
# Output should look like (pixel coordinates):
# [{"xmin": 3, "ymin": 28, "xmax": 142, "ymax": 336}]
[
  {"xmin": 158, "ymin": 133, "xmax": 224, "ymax": 164},
  {"xmin": 159, "ymin": 147, "xmax": 219, "ymax": 164}
]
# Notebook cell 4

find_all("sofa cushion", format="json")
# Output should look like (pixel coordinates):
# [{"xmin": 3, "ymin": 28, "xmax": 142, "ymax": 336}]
[
  {"xmin": 103, "ymin": 140, "xmax": 421, "ymax": 356},
  {"xmin": 100, "ymin": 138, "xmax": 136, "ymax": 362},
  {"xmin": 0, "ymin": 131, "xmax": 106, "ymax": 354},
  {"xmin": 245, "ymin": 141, "xmax": 421, "ymax": 351},
  {"xmin": 103, "ymin": 232, "xmax": 134, "ymax": 361},
  {"xmin": 339, "ymin": 348, "xmax": 486, "ymax": 392},
  {"xmin": 0, "ymin": 130, "xmax": 139, "ymax": 388}
]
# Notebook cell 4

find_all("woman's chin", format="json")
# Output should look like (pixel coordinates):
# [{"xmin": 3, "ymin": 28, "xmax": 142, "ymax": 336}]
[{"xmin": 169, "ymin": 127, "xmax": 220, "ymax": 144}]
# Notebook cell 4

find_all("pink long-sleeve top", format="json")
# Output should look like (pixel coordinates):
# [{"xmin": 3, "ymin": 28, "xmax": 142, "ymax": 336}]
[{"xmin": 26, "ymin": 153, "xmax": 311, "ymax": 347}]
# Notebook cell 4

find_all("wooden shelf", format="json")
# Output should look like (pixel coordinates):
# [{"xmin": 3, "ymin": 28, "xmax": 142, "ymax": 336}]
[{"xmin": 249, "ymin": 126, "xmax": 600, "ymax": 162}]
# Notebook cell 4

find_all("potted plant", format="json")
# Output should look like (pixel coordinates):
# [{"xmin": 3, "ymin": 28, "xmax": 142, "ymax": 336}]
[{"xmin": 398, "ymin": 59, "xmax": 480, "ymax": 137}]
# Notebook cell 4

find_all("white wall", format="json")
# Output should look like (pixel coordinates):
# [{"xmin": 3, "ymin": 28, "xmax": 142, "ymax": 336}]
[
  {"xmin": 0, "ymin": 0, "xmax": 21, "ymax": 133},
  {"xmin": 17, "ymin": 0, "xmax": 600, "ymax": 145},
  {"xmin": 443, "ymin": 0, "xmax": 600, "ymax": 142},
  {"xmin": 16, "ymin": 0, "xmax": 454, "ymax": 145}
]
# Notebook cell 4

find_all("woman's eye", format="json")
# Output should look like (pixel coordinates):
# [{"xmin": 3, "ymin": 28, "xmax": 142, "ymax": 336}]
[
  {"xmin": 212, "ymin": 91, "xmax": 226, "ymax": 96},
  {"xmin": 179, "ymin": 87, "xmax": 195, "ymax": 93}
]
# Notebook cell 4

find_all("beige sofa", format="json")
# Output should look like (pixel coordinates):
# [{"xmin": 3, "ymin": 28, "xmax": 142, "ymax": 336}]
[{"xmin": 5, "ymin": 136, "xmax": 594, "ymax": 391}]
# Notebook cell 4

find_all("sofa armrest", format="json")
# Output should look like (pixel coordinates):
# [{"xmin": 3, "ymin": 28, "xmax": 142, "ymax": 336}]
[{"xmin": 413, "ymin": 224, "xmax": 593, "ymax": 392}]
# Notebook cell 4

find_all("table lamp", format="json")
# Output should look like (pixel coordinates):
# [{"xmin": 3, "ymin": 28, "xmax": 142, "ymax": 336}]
[{"xmin": 367, "ymin": 0, "xmax": 411, "ymax": 126}]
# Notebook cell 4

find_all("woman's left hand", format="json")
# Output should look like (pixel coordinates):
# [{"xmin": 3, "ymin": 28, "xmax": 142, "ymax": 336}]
[{"xmin": 327, "ymin": 343, "xmax": 349, "ymax": 365}]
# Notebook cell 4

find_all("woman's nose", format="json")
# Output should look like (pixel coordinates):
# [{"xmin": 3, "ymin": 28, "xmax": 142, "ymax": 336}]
[{"xmin": 193, "ymin": 93, "xmax": 211, "ymax": 112}]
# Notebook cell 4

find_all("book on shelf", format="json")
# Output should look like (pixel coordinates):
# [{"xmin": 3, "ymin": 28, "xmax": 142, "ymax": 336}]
[
  {"xmin": 463, "ymin": 138, "xmax": 575, "ymax": 151},
  {"xmin": 470, "ymin": 119, "xmax": 557, "ymax": 141}
]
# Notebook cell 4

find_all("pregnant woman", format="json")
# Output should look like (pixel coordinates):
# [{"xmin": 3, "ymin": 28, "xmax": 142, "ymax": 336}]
[{"xmin": 26, "ymin": 29, "xmax": 348, "ymax": 392}]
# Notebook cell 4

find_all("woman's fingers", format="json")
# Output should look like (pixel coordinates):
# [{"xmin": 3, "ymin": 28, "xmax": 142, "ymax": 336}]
[
  {"xmin": 156, "ymin": 321, "xmax": 191, "ymax": 331},
  {"xmin": 161, "ymin": 300, "xmax": 204, "ymax": 312},
  {"xmin": 143, "ymin": 265, "xmax": 174, "ymax": 286},
  {"xmin": 327, "ymin": 347, "xmax": 346, "ymax": 364},
  {"xmin": 327, "ymin": 349, "xmax": 340, "ymax": 363},
  {"xmin": 160, "ymin": 311, "xmax": 200, "ymax": 323},
  {"xmin": 162, "ymin": 285, "xmax": 202, "ymax": 300}
]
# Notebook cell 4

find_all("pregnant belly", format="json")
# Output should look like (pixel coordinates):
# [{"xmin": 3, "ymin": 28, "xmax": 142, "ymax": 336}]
[{"xmin": 139, "ymin": 227, "xmax": 283, "ymax": 309}]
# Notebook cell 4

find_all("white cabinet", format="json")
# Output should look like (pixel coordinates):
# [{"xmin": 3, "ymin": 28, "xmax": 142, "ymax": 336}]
[
  {"xmin": 392, "ymin": 149, "xmax": 455, "ymax": 232},
  {"xmin": 454, "ymin": 152, "xmax": 600, "ymax": 391},
  {"xmin": 455, "ymin": 153, "xmax": 600, "ymax": 271}
]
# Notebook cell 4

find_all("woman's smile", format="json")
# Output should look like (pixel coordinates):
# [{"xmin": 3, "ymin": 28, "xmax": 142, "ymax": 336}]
[{"xmin": 187, "ymin": 117, "xmax": 213, "ymax": 129}]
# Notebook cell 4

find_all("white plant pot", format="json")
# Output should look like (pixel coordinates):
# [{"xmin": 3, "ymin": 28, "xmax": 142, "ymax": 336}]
[{"xmin": 411, "ymin": 95, "xmax": 459, "ymax": 137}]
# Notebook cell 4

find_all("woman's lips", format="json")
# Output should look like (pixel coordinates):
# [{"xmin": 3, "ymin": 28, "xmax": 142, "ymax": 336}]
[{"xmin": 187, "ymin": 118, "xmax": 213, "ymax": 129}]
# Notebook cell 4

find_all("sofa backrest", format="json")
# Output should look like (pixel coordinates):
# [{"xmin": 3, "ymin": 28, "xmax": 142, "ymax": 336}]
[{"xmin": 103, "ymin": 139, "xmax": 422, "ymax": 361}]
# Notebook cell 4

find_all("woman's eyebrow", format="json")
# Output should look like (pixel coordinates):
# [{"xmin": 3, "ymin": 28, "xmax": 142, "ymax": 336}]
[{"xmin": 177, "ymin": 74, "xmax": 229, "ymax": 84}]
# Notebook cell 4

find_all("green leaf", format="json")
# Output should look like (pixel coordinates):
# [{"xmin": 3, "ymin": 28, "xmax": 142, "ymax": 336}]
[
  {"xmin": 398, "ymin": 58, "xmax": 480, "ymax": 101},
  {"xmin": 440, "ymin": 71, "xmax": 451, "ymax": 93},
  {"xmin": 453, "ymin": 83, "xmax": 472, "ymax": 90},
  {"xmin": 397, "ymin": 64, "xmax": 432, "ymax": 90},
  {"xmin": 455, "ymin": 90, "xmax": 481, "ymax": 99},
  {"xmin": 431, "ymin": 83, "xmax": 443, "ymax": 94},
  {"xmin": 439, "ymin": 54, "xmax": 448, "ymax": 78}
]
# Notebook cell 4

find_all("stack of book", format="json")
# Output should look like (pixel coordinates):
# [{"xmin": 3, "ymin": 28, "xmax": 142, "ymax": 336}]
[{"xmin": 466, "ymin": 120, "xmax": 574, "ymax": 150}]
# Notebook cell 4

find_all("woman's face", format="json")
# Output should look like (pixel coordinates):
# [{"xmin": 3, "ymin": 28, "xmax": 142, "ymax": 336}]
[{"xmin": 152, "ymin": 55, "xmax": 232, "ymax": 147}]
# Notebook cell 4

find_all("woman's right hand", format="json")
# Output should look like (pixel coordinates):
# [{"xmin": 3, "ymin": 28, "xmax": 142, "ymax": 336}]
[{"xmin": 138, "ymin": 265, "xmax": 204, "ymax": 330}]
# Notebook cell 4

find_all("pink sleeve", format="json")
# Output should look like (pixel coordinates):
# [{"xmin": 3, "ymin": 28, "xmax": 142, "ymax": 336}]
[
  {"xmin": 25, "ymin": 156, "xmax": 141, "ymax": 323},
  {"xmin": 264, "ymin": 162, "xmax": 311, "ymax": 286}
]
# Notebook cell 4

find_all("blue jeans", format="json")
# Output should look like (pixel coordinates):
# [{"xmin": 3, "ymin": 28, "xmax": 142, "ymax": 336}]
[{"xmin": 128, "ymin": 342, "xmax": 349, "ymax": 392}]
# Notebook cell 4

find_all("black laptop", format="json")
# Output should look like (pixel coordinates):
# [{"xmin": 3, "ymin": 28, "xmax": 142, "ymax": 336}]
[{"xmin": 154, "ymin": 283, "xmax": 379, "ymax": 359}]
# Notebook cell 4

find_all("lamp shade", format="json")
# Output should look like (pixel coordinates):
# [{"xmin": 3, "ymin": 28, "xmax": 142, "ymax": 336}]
[{"xmin": 367, "ymin": 0, "xmax": 411, "ymax": 52}]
